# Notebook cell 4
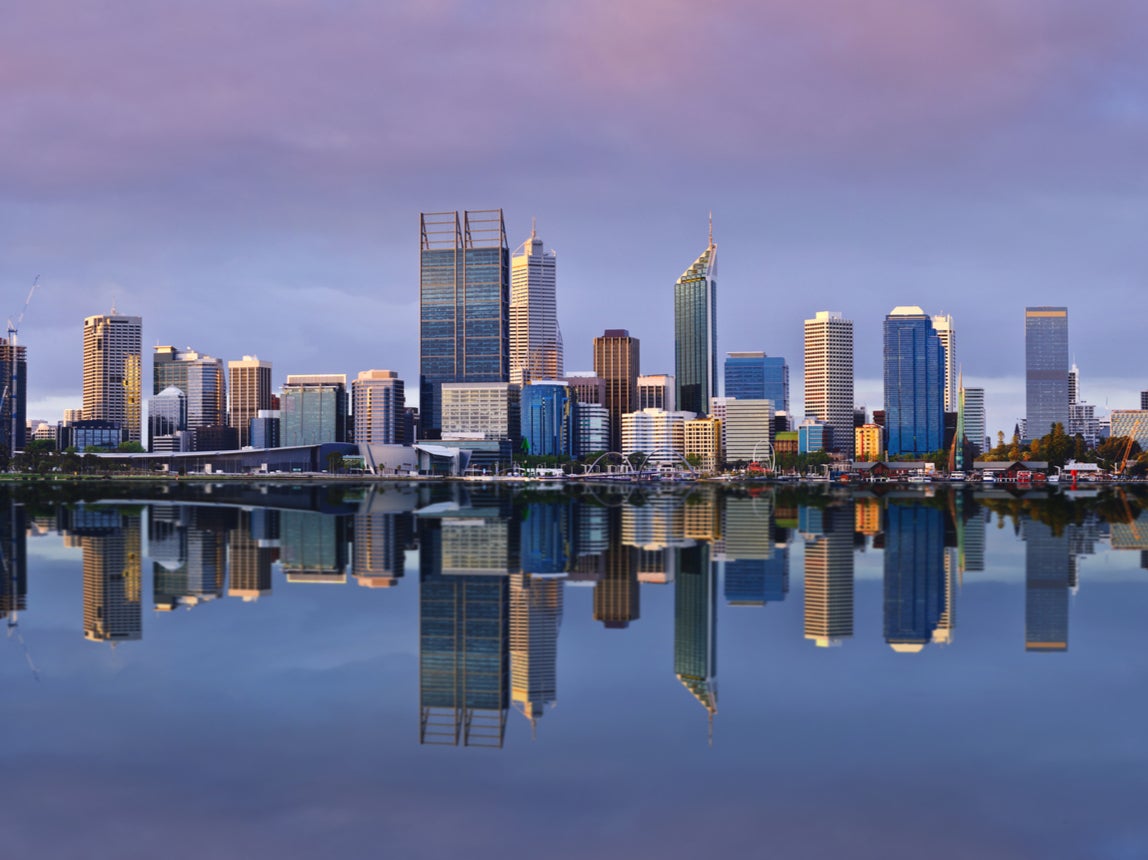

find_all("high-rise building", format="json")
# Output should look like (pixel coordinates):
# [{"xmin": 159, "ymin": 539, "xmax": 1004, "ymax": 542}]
[
  {"xmin": 509, "ymin": 224, "xmax": 562, "ymax": 386},
  {"xmin": 722, "ymin": 400, "xmax": 775, "ymax": 464},
  {"xmin": 593, "ymin": 329, "xmax": 640, "ymax": 452},
  {"xmin": 520, "ymin": 381, "xmax": 577, "ymax": 458},
  {"xmin": 883, "ymin": 306, "xmax": 945, "ymax": 457},
  {"xmin": 963, "ymin": 387, "xmax": 986, "ymax": 456},
  {"xmin": 854, "ymin": 424, "xmax": 883, "ymax": 462},
  {"xmin": 621, "ymin": 408, "xmax": 693, "ymax": 466},
  {"xmin": 353, "ymin": 370, "xmax": 405, "ymax": 445},
  {"xmin": 1068, "ymin": 362, "xmax": 1079, "ymax": 405},
  {"xmin": 803, "ymin": 311, "xmax": 854, "ymax": 458},
  {"xmin": 637, "ymin": 374, "xmax": 676, "ymax": 411},
  {"xmin": 83, "ymin": 311, "xmax": 142, "ymax": 442},
  {"xmin": 1025, "ymin": 306, "xmax": 1069, "ymax": 440},
  {"xmin": 441, "ymin": 382, "xmax": 520, "ymax": 441},
  {"xmin": 153, "ymin": 346, "xmax": 227, "ymax": 429},
  {"xmin": 1141, "ymin": 390, "xmax": 1148, "ymax": 411},
  {"xmin": 674, "ymin": 231, "xmax": 717, "ymax": 416},
  {"xmin": 419, "ymin": 210, "xmax": 510, "ymax": 439},
  {"xmin": 228, "ymin": 356, "xmax": 272, "ymax": 448},
  {"xmin": 683, "ymin": 417, "xmax": 721, "ymax": 472},
  {"xmin": 0, "ymin": 338, "xmax": 28, "ymax": 453},
  {"xmin": 562, "ymin": 373, "xmax": 606, "ymax": 406},
  {"xmin": 931, "ymin": 314, "xmax": 957, "ymax": 413},
  {"xmin": 144, "ymin": 386, "xmax": 187, "ymax": 451},
  {"xmin": 803, "ymin": 505, "xmax": 854, "ymax": 647},
  {"xmin": 725, "ymin": 352, "xmax": 789, "ymax": 413},
  {"xmin": 281, "ymin": 374, "xmax": 348, "ymax": 447}
]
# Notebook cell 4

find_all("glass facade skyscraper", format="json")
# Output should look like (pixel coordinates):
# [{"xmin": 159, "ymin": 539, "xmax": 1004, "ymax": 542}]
[
  {"xmin": 674, "ymin": 236, "xmax": 717, "ymax": 416},
  {"xmin": 1025, "ymin": 306, "xmax": 1069, "ymax": 440},
  {"xmin": 419, "ymin": 210, "xmax": 510, "ymax": 439},
  {"xmin": 520, "ymin": 382, "xmax": 577, "ymax": 458},
  {"xmin": 883, "ymin": 306, "xmax": 945, "ymax": 457},
  {"xmin": 724, "ymin": 351, "xmax": 789, "ymax": 413},
  {"xmin": 281, "ymin": 374, "xmax": 348, "ymax": 447}
]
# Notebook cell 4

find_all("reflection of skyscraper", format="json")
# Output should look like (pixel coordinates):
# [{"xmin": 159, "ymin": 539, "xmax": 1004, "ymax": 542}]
[
  {"xmin": 228, "ymin": 509, "xmax": 277, "ymax": 601},
  {"xmin": 1023, "ymin": 519, "xmax": 1070, "ymax": 652},
  {"xmin": 0, "ymin": 502, "xmax": 27, "ymax": 621},
  {"xmin": 281, "ymin": 511, "xmax": 349, "ymax": 583},
  {"xmin": 724, "ymin": 496, "xmax": 787, "ymax": 607},
  {"xmin": 594, "ymin": 508, "xmax": 639, "ymax": 628},
  {"xmin": 674, "ymin": 544, "xmax": 717, "ymax": 726},
  {"xmin": 419, "ymin": 516, "xmax": 509, "ymax": 747},
  {"xmin": 83, "ymin": 510, "xmax": 142, "ymax": 643},
  {"xmin": 803, "ymin": 505, "xmax": 854, "ymax": 646},
  {"xmin": 519, "ymin": 503, "xmax": 570, "ymax": 575},
  {"xmin": 510, "ymin": 573, "xmax": 562, "ymax": 731},
  {"xmin": 883, "ymin": 504, "xmax": 946, "ymax": 653},
  {"xmin": 351, "ymin": 512, "xmax": 411, "ymax": 588}
]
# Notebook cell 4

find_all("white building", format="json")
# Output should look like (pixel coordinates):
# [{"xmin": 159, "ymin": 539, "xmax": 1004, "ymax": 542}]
[
  {"xmin": 637, "ymin": 374, "xmax": 676, "ymax": 411},
  {"xmin": 510, "ymin": 225, "xmax": 562, "ymax": 386},
  {"xmin": 353, "ymin": 369, "xmax": 405, "ymax": 445},
  {"xmin": 804, "ymin": 311, "xmax": 854, "ymax": 459},
  {"xmin": 932, "ymin": 313, "xmax": 957, "ymax": 413},
  {"xmin": 621, "ymin": 408, "xmax": 696, "ymax": 466},
  {"xmin": 723, "ymin": 399, "xmax": 775, "ymax": 464},
  {"xmin": 441, "ymin": 382, "xmax": 519, "ymax": 441},
  {"xmin": 575, "ymin": 402, "xmax": 609, "ymax": 455}
]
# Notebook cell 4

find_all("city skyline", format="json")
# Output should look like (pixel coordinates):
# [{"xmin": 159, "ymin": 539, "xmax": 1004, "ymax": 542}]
[{"xmin": 5, "ymin": 4, "xmax": 1147, "ymax": 441}]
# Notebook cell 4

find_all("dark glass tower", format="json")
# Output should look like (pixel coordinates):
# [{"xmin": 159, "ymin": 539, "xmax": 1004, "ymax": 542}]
[
  {"xmin": 883, "ymin": 307, "xmax": 945, "ymax": 456},
  {"xmin": 1025, "ymin": 307, "xmax": 1069, "ymax": 440},
  {"xmin": 724, "ymin": 352, "xmax": 789, "ymax": 413},
  {"xmin": 674, "ymin": 233, "xmax": 717, "ymax": 416},
  {"xmin": 419, "ymin": 210, "xmax": 510, "ymax": 439}
]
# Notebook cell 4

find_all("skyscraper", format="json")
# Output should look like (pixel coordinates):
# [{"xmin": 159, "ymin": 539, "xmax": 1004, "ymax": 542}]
[
  {"xmin": 931, "ymin": 314, "xmax": 957, "ymax": 413},
  {"xmin": 509, "ymin": 223, "xmax": 562, "ymax": 386},
  {"xmin": 593, "ymin": 329, "xmax": 640, "ymax": 453},
  {"xmin": 1025, "ymin": 306, "xmax": 1069, "ymax": 440},
  {"xmin": 963, "ymin": 387, "xmax": 986, "ymax": 456},
  {"xmin": 724, "ymin": 352, "xmax": 789, "ymax": 413},
  {"xmin": 281, "ymin": 374, "xmax": 348, "ymax": 446},
  {"xmin": 228, "ymin": 356, "xmax": 272, "ymax": 448},
  {"xmin": 353, "ymin": 370, "xmax": 405, "ymax": 445},
  {"xmin": 0, "ymin": 338, "xmax": 28, "ymax": 453},
  {"xmin": 419, "ymin": 210, "xmax": 510, "ymax": 439},
  {"xmin": 153, "ymin": 346, "xmax": 226, "ymax": 429},
  {"xmin": 803, "ymin": 311, "xmax": 854, "ymax": 458},
  {"xmin": 884, "ymin": 306, "xmax": 945, "ymax": 457},
  {"xmin": 674, "ymin": 229, "xmax": 717, "ymax": 416},
  {"xmin": 83, "ymin": 311, "xmax": 143, "ymax": 442}
]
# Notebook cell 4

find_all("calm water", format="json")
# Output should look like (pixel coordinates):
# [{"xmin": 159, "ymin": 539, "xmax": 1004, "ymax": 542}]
[{"xmin": 3, "ymin": 482, "xmax": 1148, "ymax": 860}]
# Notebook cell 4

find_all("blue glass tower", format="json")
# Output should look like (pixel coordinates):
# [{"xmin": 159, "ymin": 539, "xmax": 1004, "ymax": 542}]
[
  {"xmin": 883, "ymin": 503, "xmax": 945, "ymax": 652},
  {"xmin": 883, "ymin": 306, "xmax": 945, "ymax": 456},
  {"xmin": 674, "ymin": 231, "xmax": 717, "ymax": 416},
  {"xmin": 724, "ymin": 352, "xmax": 789, "ymax": 413},
  {"xmin": 419, "ymin": 210, "xmax": 510, "ymax": 439},
  {"xmin": 1025, "ymin": 307, "xmax": 1069, "ymax": 440},
  {"xmin": 520, "ymin": 382, "xmax": 577, "ymax": 458}
]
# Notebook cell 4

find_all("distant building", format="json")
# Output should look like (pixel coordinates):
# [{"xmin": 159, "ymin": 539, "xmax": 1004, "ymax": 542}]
[
  {"xmin": 64, "ymin": 420, "xmax": 126, "ymax": 452},
  {"xmin": 441, "ymin": 382, "xmax": 520, "ymax": 442},
  {"xmin": 520, "ymin": 381, "xmax": 577, "ymax": 458},
  {"xmin": 963, "ymin": 387, "xmax": 986, "ymax": 455},
  {"xmin": 883, "ymin": 306, "xmax": 944, "ymax": 457},
  {"xmin": 683, "ymin": 417, "xmax": 721, "ymax": 472},
  {"xmin": 562, "ymin": 373, "xmax": 606, "ymax": 406},
  {"xmin": 509, "ymin": 225, "xmax": 562, "ymax": 385},
  {"xmin": 724, "ymin": 352, "xmax": 789, "ymax": 414},
  {"xmin": 674, "ymin": 232, "xmax": 718, "ymax": 416},
  {"xmin": 228, "ymin": 356, "xmax": 272, "ymax": 448},
  {"xmin": 854, "ymin": 424, "xmax": 883, "ymax": 462},
  {"xmin": 593, "ymin": 330, "xmax": 639, "ymax": 452},
  {"xmin": 153, "ymin": 346, "xmax": 226, "ymax": 429},
  {"xmin": 1141, "ymin": 391, "xmax": 1148, "ymax": 411},
  {"xmin": 637, "ymin": 374, "xmax": 676, "ymax": 411},
  {"xmin": 574, "ymin": 402, "xmax": 609, "ymax": 456},
  {"xmin": 723, "ymin": 399, "xmax": 774, "ymax": 464},
  {"xmin": 774, "ymin": 430, "xmax": 798, "ymax": 458},
  {"xmin": 0, "ymin": 338, "xmax": 28, "ymax": 453},
  {"xmin": 798, "ymin": 418, "xmax": 829, "ymax": 454},
  {"xmin": 1025, "ymin": 307, "xmax": 1069, "ymax": 440},
  {"xmin": 353, "ymin": 370, "xmax": 405, "ymax": 446},
  {"xmin": 145, "ymin": 386, "xmax": 187, "ymax": 451},
  {"xmin": 83, "ymin": 311, "xmax": 142, "ymax": 443},
  {"xmin": 804, "ymin": 311, "xmax": 854, "ymax": 458},
  {"xmin": 249, "ymin": 409, "xmax": 281, "ymax": 449},
  {"xmin": 931, "ymin": 314, "xmax": 957, "ymax": 413},
  {"xmin": 281, "ymin": 374, "xmax": 348, "ymax": 447},
  {"xmin": 419, "ymin": 210, "xmax": 509, "ymax": 439},
  {"xmin": 621, "ymin": 408, "xmax": 695, "ymax": 466}
]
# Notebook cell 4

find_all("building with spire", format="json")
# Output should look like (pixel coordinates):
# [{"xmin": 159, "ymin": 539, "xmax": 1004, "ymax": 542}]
[
  {"xmin": 674, "ymin": 221, "xmax": 717, "ymax": 416},
  {"xmin": 419, "ymin": 210, "xmax": 510, "ymax": 438},
  {"xmin": 510, "ymin": 222, "xmax": 562, "ymax": 386},
  {"xmin": 83, "ymin": 310, "xmax": 143, "ymax": 443}
]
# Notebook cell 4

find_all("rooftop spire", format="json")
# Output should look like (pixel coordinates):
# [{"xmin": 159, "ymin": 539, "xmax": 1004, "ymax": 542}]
[
  {"xmin": 708, "ymin": 210, "xmax": 713, "ymax": 247},
  {"xmin": 531, "ymin": 215, "xmax": 537, "ymax": 240}
]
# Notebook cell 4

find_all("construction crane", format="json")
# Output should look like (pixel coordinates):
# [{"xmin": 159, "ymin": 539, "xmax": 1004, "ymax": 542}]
[
  {"xmin": 1118, "ymin": 418, "xmax": 1142, "ymax": 475},
  {"xmin": 5, "ymin": 276, "xmax": 39, "ymax": 457}
]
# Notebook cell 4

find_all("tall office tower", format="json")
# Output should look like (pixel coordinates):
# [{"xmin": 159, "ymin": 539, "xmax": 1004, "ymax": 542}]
[
  {"xmin": 441, "ymin": 382, "xmax": 520, "ymax": 440},
  {"xmin": 883, "ymin": 307, "xmax": 945, "ymax": 457},
  {"xmin": 418, "ymin": 516, "xmax": 509, "ymax": 748},
  {"xmin": 0, "ymin": 338, "xmax": 28, "ymax": 453},
  {"xmin": 674, "ymin": 544, "xmax": 717, "ymax": 725},
  {"xmin": 82, "ymin": 512, "xmax": 142, "ymax": 643},
  {"xmin": 153, "ymin": 346, "xmax": 227, "ymax": 428},
  {"xmin": 593, "ymin": 329, "xmax": 640, "ymax": 452},
  {"xmin": 963, "ymin": 387, "xmax": 986, "ymax": 456},
  {"xmin": 228, "ymin": 510, "xmax": 274, "ymax": 601},
  {"xmin": 723, "ymin": 400, "xmax": 775, "ymax": 463},
  {"xmin": 637, "ymin": 374, "xmax": 677, "ymax": 411},
  {"xmin": 509, "ymin": 224, "xmax": 562, "ymax": 386},
  {"xmin": 228, "ymin": 356, "xmax": 272, "ymax": 447},
  {"xmin": 520, "ymin": 382, "xmax": 577, "ymax": 458},
  {"xmin": 674, "ymin": 230, "xmax": 718, "ymax": 416},
  {"xmin": 803, "ymin": 505, "xmax": 854, "ymax": 647},
  {"xmin": 883, "ymin": 503, "xmax": 946, "ymax": 653},
  {"xmin": 419, "ymin": 210, "xmax": 510, "ymax": 439},
  {"xmin": 1068, "ymin": 363, "xmax": 1079, "ymax": 405},
  {"xmin": 1025, "ymin": 307, "xmax": 1069, "ymax": 440},
  {"xmin": 144, "ymin": 387, "xmax": 187, "ymax": 450},
  {"xmin": 1023, "ymin": 518, "xmax": 1070, "ymax": 652},
  {"xmin": 931, "ymin": 314, "xmax": 957, "ymax": 413},
  {"xmin": 281, "ymin": 374, "xmax": 348, "ymax": 447},
  {"xmin": 83, "ymin": 311, "xmax": 143, "ymax": 442},
  {"xmin": 803, "ymin": 311, "xmax": 854, "ymax": 458},
  {"xmin": 353, "ymin": 370, "xmax": 405, "ymax": 445},
  {"xmin": 509, "ymin": 573, "xmax": 563, "ymax": 729},
  {"xmin": 724, "ymin": 352, "xmax": 789, "ymax": 413}
]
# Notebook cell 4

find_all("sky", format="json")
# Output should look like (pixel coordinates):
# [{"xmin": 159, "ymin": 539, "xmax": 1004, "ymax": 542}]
[{"xmin": 3, "ymin": 0, "xmax": 1147, "ymax": 435}]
